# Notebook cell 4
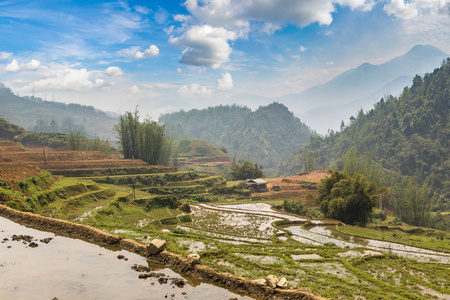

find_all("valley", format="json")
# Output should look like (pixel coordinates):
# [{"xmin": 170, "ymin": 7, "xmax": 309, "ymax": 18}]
[{"xmin": 0, "ymin": 148, "xmax": 448, "ymax": 299}]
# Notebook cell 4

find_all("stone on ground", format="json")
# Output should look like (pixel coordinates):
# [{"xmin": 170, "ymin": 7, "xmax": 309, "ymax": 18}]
[
  {"xmin": 187, "ymin": 254, "xmax": 201, "ymax": 265},
  {"xmin": 276, "ymin": 277, "xmax": 288, "ymax": 289},
  {"xmin": 265, "ymin": 275, "xmax": 279, "ymax": 288},
  {"xmin": 147, "ymin": 239, "xmax": 166, "ymax": 255}
]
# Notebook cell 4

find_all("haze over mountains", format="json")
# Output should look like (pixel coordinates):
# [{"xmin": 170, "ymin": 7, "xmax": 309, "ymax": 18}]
[
  {"xmin": 131, "ymin": 44, "xmax": 449, "ymax": 135},
  {"xmin": 280, "ymin": 45, "xmax": 449, "ymax": 134},
  {"xmin": 0, "ymin": 84, "xmax": 117, "ymax": 140},
  {"xmin": 0, "ymin": 45, "xmax": 447, "ymax": 139}
]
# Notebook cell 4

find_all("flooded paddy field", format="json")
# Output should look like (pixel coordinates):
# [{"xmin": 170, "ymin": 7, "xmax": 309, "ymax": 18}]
[
  {"xmin": 0, "ymin": 216, "xmax": 255, "ymax": 300},
  {"xmin": 184, "ymin": 203, "xmax": 450, "ymax": 299}
]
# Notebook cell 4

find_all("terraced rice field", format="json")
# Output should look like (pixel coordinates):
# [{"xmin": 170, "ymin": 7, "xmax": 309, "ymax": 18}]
[{"xmin": 1, "ymin": 155, "xmax": 449, "ymax": 299}]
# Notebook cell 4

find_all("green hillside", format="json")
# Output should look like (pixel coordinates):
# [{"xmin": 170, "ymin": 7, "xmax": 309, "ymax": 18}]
[
  {"xmin": 279, "ymin": 59, "xmax": 449, "ymax": 223},
  {"xmin": 0, "ymin": 117, "xmax": 26, "ymax": 140},
  {"xmin": 160, "ymin": 102, "xmax": 315, "ymax": 176},
  {"xmin": 173, "ymin": 139, "xmax": 231, "ymax": 176},
  {"xmin": 0, "ymin": 83, "xmax": 117, "ymax": 140}
]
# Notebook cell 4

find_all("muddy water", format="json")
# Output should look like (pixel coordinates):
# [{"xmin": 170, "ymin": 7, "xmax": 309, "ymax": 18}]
[{"xmin": 0, "ymin": 217, "xmax": 254, "ymax": 300}]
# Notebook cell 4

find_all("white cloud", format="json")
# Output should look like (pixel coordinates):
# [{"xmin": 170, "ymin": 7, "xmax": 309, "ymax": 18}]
[
  {"xmin": 117, "ymin": 46, "xmax": 141, "ymax": 57},
  {"xmin": 384, "ymin": 0, "xmax": 418, "ymax": 19},
  {"xmin": 5, "ymin": 59, "xmax": 21, "ymax": 72},
  {"xmin": 134, "ymin": 5, "xmax": 150, "ymax": 15},
  {"xmin": 336, "ymin": 0, "xmax": 375, "ymax": 11},
  {"xmin": 384, "ymin": 0, "xmax": 450, "ymax": 19},
  {"xmin": 153, "ymin": 7, "xmax": 169, "ymax": 24},
  {"xmin": 98, "ymin": 61, "xmax": 109, "ymax": 65},
  {"xmin": 4, "ymin": 59, "xmax": 41, "ymax": 72},
  {"xmin": 259, "ymin": 23, "xmax": 281, "ymax": 34},
  {"xmin": 216, "ymin": 72, "xmax": 233, "ymax": 90},
  {"xmin": 30, "ymin": 67, "xmax": 106, "ymax": 91},
  {"xmin": 183, "ymin": 0, "xmax": 376, "ymax": 31},
  {"xmin": 173, "ymin": 0, "xmax": 377, "ymax": 69},
  {"xmin": 178, "ymin": 83, "xmax": 212, "ymax": 96},
  {"xmin": 299, "ymin": 45, "xmax": 307, "ymax": 52},
  {"xmin": 130, "ymin": 85, "xmax": 141, "ymax": 94},
  {"xmin": 105, "ymin": 66, "xmax": 123, "ymax": 76},
  {"xmin": 326, "ymin": 61, "xmax": 335, "ymax": 65},
  {"xmin": 24, "ymin": 59, "xmax": 41, "ymax": 70},
  {"xmin": 0, "ymin": 51, "xmax": 12, "ymax": 59},
  {"xmin": 133, "ymin": 45, "xmax": 160, "ymax": 59},
  {"xmin": 177, "ymin": 68, "xmax": 183, "ymax": 73},
  {"xmin": 170, "ymin": 25, "xmax": 237, "ymax": 68}
]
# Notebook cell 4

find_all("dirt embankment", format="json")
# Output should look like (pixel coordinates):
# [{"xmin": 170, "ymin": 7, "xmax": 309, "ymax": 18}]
[
  {"xmin": 0, "ymin": 164, "xmax": 44, "ymax": 187},
  {"xmin": 0, "ymin": 150, "xmax": 149, "ymax": 170},
  {"xmin": 0, "ymin": 204, "xmax": 326, "ymax": 300},
  {"xmin": 0, "ymin": 141, "xmax": 25, "ymax": 152}
]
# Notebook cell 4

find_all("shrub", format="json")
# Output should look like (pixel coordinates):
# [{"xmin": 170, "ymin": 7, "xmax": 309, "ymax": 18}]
[
  {"xmin": 171, "ymin": 228, "xmax": 187, "ymax": 234},
  {"xmin": 317, "ymin": 170, "xmax": 378, "ymax": 226},
  {"xmin": 284, "ymin": 199, "xmax": 308, "ymax": 216},
  {"xmin": 161, "ymin": 217, "xmax": 178, "ymax": 225},
  {"xmin": 178, "ymin": 215, "xmax": 192, "ymax": 223},
  {"xmin": 371, "ymin": 209, "xmax": 387, "ymax": 221}
]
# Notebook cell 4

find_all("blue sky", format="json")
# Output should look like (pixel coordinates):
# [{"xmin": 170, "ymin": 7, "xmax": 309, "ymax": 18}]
[{"xmin": 0, "ymin": 0, "xmax": 449, "ymax": 118}]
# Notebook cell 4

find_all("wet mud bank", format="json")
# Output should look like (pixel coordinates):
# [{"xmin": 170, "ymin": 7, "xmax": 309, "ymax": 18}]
[{"xmin": 0, "ymin": 205, "xmax": 325, "ymax": 300}]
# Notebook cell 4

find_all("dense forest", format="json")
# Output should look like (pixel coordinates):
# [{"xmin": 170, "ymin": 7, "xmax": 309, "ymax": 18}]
[
  {"xmin": 279, "ymin": 59, "xmax": 449, "ymax": 229},
  {"xmin": 159, "ymin": 102, "xmax": 315, "ymax": 176}
]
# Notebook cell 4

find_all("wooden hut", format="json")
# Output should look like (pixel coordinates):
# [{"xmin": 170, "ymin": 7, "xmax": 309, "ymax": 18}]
[{"xmin": 246, "ymin": 178, "xmax": 268, "ymax": 192}]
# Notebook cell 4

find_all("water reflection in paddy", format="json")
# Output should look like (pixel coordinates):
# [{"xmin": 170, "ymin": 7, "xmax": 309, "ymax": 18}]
[
  {"xmin": 200, "ymin": 203, "xmax": 318, "ymax": 223},
  {"xmin": 291, "ymin": 225, "xmax": 450, "ymax": 264},
  {"xmin": 0, "ymin": 216, "xmax": 254, "ymax": 300}
]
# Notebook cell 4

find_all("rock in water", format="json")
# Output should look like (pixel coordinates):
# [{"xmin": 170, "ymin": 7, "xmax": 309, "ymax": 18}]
[
  {"xmin": 265, "ymin": 275, "xmax": 279, "ymax": 288},
  {"xmin": 147, "ymin": 239, "xmax": 166, "ymax": 255}
]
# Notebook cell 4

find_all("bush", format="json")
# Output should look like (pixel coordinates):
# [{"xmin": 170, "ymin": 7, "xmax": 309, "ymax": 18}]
[
  {"xmin": 231, "ymin": 160, "xmax": 264, "ymax": 180},
  {"xmin": 284, "ymin": 199, "xmax": 308, "ymax": 216},
  {"xmin": 161, "ymin": 217, "xmax": 178, "ymax": 225},
  {"xmin": 371, "ymin": 209, "xmax": 387, "ymax": 221},
  {"xmin": 178, "ymin": 215, "xmax": 192, "ymax": 223},
  {"xmin": 171, "ymin": 228, "xmax": 187, "ymax": 234},
  {"xmin": 317, "ymin": 170, "xmax": 378, "ymax": 226}
]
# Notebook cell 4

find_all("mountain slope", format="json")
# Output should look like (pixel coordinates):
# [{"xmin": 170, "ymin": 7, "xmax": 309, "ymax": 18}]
[
  {"xmin": 282, "ymin": 45, "xmax": 448, "ymax": 133},
  {"xmin": 299, "ymin": 75, "xmax": 414, "ymax": 133},
  {"xmin": 0, "ymin": 117, "xmax": 26, "ymax": 140},
  {"xmin": 280, "ymin": 59, "xmax": 450, "ymax": 204},
  {"xmin": 0, "ymin": 83, "xmax": 117, "ymax": 140},
  {"xmin": 160, "ymin": 102, "xmax": 315, "ymax": 176}
]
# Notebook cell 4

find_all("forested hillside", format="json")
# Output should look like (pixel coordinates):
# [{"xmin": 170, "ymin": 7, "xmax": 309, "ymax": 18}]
[
  {"xmin": 0, "ymin": 83, "xmax": 117, "ymax": 140},
  {"xmin": 160, "ymin": 102, "xmax": 315, "ymax": 176},
  {"xmin": 279, "ymin": 59, "xmax": 449, "ymax": 227}
]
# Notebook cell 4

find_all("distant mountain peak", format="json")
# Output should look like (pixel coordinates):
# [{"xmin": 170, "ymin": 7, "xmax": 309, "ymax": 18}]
[{"xmin": 405, "ymin": 44, "xmax": 447, "ymax": 58}]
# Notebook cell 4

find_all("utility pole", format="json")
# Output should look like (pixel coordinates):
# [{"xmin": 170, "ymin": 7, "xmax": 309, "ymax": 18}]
[{"xmin": 43, "ymin": 149, "xmax": 47, "ymax": 169}]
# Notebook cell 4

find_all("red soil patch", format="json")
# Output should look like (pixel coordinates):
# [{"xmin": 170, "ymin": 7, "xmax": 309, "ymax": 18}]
[
  {"xmin": 0, "ymin": 164, "xmax": 44, "ymax": 186},
  {"xmin": 260, "ymin": 170, "xmax": 329, "ymax": 203},
  {"xmin": 0, "ymin": 141, "xmax": 25, "ymax": 152}
]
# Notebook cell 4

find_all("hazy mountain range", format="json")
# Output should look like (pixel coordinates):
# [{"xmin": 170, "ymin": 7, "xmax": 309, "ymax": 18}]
[
  {"xmin": 280, "ymin": 45, "xmax": 448, "ymax": 133},
  {"xmin": 0, "ymin": 84, "xmax": 117, "ymax": 140},
  {"xmin": 0, "ymin": 45, "xmax": 447, "ymax": 138}
]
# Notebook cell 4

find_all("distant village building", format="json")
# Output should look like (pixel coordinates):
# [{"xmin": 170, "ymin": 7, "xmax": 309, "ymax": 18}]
[{"xmin": 246, "ymin": 178, "xmax": 268, "ymax": 192}]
